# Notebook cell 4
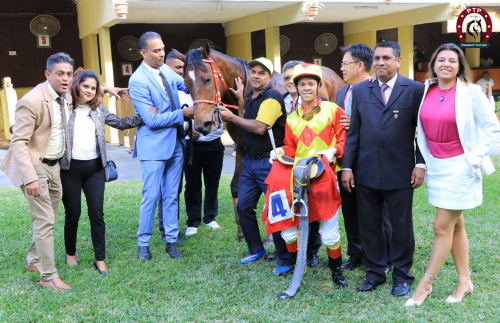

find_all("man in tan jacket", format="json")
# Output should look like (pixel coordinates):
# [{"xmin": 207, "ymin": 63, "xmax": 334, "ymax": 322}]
[{"xmin": 1, "ymin": 53, "xmax": 74, "ymax": 291}]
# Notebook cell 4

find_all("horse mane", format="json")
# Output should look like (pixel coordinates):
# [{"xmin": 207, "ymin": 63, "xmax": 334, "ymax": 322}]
[
  {"xmin": 184, "ymin": 48, "xmax": 209, "ymax": 75},
  {"xmin": 184, "ymin": 48, "xmax": 248, "ymax": 76}
]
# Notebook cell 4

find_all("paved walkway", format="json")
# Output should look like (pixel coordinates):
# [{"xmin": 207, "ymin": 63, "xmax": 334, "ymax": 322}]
[{"xmin": 1, "ymin": 139, "xmax": 499, "ymax": 187}]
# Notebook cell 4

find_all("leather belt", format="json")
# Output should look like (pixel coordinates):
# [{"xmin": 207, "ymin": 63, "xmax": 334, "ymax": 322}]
[
  {"xmin": 249, "ymin": 151, "xmax": 270, "ymax": 160},
  {"xmin": 41, "ymin": 158, "xmax": 60, "ymax": 166}
]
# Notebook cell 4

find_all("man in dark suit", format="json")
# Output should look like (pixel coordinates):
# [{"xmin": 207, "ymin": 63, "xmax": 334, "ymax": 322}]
[
  {"xmin": 341, "ymin": 41, "xmax": 425, "ymax": 297},
  {"xmin": 336, "ymin": 43, "xmax": 392, "ymax": 272}
]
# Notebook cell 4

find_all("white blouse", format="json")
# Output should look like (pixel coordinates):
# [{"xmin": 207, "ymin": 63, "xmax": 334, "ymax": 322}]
[{"xmin": 72, "ymin": 105, "xmax": 99, "ymax": 160}]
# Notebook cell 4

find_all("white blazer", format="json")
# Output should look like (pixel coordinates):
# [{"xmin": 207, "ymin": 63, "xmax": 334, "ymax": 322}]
[{"xmin": 417, "ymin": 78, "xmax": 500, "ymax": 178}]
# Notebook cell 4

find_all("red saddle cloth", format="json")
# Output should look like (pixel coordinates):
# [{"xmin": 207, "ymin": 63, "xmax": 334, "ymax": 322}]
[{"xmin": 262, "ymin": 156, "xmax": 341, "ymax": 234}]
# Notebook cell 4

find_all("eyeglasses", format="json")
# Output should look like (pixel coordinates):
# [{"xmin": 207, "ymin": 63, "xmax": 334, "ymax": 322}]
[{"xmin": 340, "ymin": 61, "xmax": 360, "ymax": 67}]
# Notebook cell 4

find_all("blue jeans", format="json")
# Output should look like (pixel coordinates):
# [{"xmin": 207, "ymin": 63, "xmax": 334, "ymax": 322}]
[{"xmin": 237, "ymin": 155, "xmax": 291, "ymax": 266}]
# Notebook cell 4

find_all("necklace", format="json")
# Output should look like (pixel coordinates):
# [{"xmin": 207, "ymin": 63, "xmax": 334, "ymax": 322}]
[{"xmin": 437, "ymin": 84, "xmax": 456, "ymax": 103}]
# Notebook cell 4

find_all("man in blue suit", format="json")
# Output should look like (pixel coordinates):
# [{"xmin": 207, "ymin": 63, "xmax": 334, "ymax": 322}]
[
  {"xmin": 341, "ymin": 41, "xmax": 425, "ymax": 297},
  {"xmin": 129, "ymin": 32, "xmax": 193, "ymax": 260}
]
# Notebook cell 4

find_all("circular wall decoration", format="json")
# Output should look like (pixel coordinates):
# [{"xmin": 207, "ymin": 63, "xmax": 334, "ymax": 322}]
[
  {"xmin": 314, "ymin": 33, "xmax": 338, "ymax": 55},
  {"xmin": 280, "ymin": 35, "xmax": 290, "ymax": 56},
  {"xmin": 30, "ymin": 15, "xmax": 60, "ymax": 37},
  {"xmin": 117, "ymin": 36, "xmax": 141, "ymax": 61}
]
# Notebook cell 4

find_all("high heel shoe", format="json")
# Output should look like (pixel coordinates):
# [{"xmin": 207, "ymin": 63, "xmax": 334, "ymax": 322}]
[
  {"xmin": 94, "ymin": 260, "xmax": 109, "ymax": 275},
  {"xmin": 404, "ymin": 273, "xmax": 436, "ymax": 307},
  {"xmin": 446, "ymin": 273, "xmax": 474, "ymax": 304},
  {"xmin": 66, "ymin": 255, "xmax": 79, "ymax": 267}
]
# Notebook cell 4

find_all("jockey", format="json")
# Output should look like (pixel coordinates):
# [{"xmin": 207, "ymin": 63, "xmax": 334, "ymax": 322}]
[{"xmin": 266, "ymin": 63, "xmax": 347, "ymax": 287}]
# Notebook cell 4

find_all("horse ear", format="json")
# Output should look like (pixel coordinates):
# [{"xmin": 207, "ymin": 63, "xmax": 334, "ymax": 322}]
[
  {"xmin": 201, "ymin": 42, "xmax": 211, "ymax": 58},
  {"xmin": 172, "ymin": 49, "xmax": 186, "ymax": 62}
]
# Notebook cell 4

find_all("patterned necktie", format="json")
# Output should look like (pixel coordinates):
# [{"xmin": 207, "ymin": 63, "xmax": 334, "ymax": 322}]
[
  {"xmin": 380, "ymin": 83, "xmax": 389, "ymax": 105},
  {"xmin": 345, "ymin": 90, "xmax": 352, "ymax": 117},
  {"xmin": 159, "ymin": 71, "xmax": 185, "ymax": 137},
  {"xmin": 57, "ymin": 95, "xmax": 71, "ymax": 162}
]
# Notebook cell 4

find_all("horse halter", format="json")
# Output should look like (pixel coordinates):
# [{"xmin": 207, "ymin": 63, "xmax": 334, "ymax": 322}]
[{"xmin": 192, "ymin": 58, "xmax": 240, "ymax": 111}]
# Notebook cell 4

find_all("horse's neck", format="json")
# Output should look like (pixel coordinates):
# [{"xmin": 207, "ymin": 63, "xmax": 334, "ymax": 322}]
[{"xmin": 213, "ymin": 53, "xmax": 246, "ymax": 104}]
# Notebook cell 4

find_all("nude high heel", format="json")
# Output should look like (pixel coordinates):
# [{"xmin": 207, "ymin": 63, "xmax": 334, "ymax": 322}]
[
  {"xmin": 404, "ymin": 273, "xmax": 436, "ymax": 307},
  {"xmin": 445, "ymin": 273, "xmax": 474, "ymax": 304}
]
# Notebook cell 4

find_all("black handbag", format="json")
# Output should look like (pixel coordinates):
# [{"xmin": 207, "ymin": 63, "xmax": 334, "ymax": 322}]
[{"xmin": 104, "ymin": 160, "xmax": 118, "ymax": 182}]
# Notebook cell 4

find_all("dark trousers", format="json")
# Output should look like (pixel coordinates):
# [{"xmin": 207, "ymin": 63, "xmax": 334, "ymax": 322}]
[
  {"xmin": 61, "ymin": 158, "xmax": 106, "ymax": 261},
  {"xmin": 357, "ymin": 184, "xmax": 415, "ymax": 283},
  {"xmin": 338, "ymin": 173, "xmax": 392, "ymax": 264},
  {"xmin": 184, "ymin": 138, "xmax": 224, "ymax": 227},
  {"xmin": 307, "ymin": 221, "xmax": 321, "ymax": 259},
  {"xmin": 237, "ymin": 155, "xmax": 291, "ymax": 266}
]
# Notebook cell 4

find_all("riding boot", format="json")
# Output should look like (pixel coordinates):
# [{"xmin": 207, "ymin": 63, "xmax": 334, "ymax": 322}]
[{"xmin": 329, "ymin": 256, "xmax": 347, "ymax": 287}]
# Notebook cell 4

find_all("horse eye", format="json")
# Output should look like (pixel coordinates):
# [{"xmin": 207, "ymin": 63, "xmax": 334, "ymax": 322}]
[{"xmin": 205, "ymin": 77, "xmax": 211, "ymax": 85}]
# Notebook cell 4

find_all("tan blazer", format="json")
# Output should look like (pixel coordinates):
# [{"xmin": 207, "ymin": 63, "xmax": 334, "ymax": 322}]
[{"xmin": 0, "ymin": 82, "xmax": 72, "ymax": 186}]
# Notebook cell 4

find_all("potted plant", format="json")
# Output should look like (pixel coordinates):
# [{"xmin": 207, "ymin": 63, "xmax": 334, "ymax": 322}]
[
  {"xmin": 450, "ymin": 2, "xmax": 468, "ymax": 18},
  {"xmin": 302, "ymin": 1, "xmax": 325, "ymax": 19},
  {"xmin": 114, "ymin": 0, "xmax": 128, "ymax": 17}
]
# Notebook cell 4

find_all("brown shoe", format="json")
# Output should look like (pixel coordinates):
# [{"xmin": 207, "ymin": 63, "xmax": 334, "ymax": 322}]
[
  {"xmin": 39, "ymin": 277, "xmax": 72, "ymax": 291},
  {"xmin": 25, "ymin": 261, "xmax": 40, "ymax": 273}
]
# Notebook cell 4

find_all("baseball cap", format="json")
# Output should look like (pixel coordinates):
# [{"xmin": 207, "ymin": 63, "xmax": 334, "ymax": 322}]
[{"xmin": 248, "ymin": 57, "xmax": 274, "ymax": 74}]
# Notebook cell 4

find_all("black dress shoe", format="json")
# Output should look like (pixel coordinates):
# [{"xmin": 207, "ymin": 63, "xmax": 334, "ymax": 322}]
[
  {"xmin": 137, "ymin": 246, "xmax": 152, "ymax": 261},
  {"xmin": 264, "ymin": 253, "xmax": 277, "ymax": 262},
  {"xmin": 166, "ymin": 242, "xmax": 182, "ymax": 259},
  {"xmin": 392, "ymin": 282, "xmax": 411, "ymax": 297},
  {"xmin": 356, "ymin": 279, "xmax": 386, "ymax": 292},
  {"xmin": 307, "ymin": 255, "xmax": 319, "ymax": 267},
  {"xmin": 341, "ymin": 258, "xmax": 362, "ymax": 271}
]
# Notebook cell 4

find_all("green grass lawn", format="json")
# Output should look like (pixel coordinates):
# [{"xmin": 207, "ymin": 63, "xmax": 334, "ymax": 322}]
[{"xmin": 0, "ymin": 157, "xmax": 499, "ymax": 321}]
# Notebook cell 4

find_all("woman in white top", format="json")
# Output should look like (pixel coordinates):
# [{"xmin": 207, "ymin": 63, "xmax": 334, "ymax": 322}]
[
  {"xmin": 405, "ymin": 43, "xmax": 500, "ymax": 306},
  {"xmin": 61, "ymin": 70, "xmax": 142, "ymax": 275}
]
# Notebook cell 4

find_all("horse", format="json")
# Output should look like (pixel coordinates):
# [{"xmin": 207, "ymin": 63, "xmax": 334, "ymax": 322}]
[
  {"xmin": 173, "ymin": 43, "xmax": 345, "ymax": 241},
  {"xmin": 173, "ymin": 45, "xmax": 248, "ymax": 240}
]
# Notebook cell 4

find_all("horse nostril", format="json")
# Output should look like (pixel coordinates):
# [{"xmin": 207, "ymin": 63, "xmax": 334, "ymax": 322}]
[{"xmin": 201, "ymin": 121, "xmax": 212, "ymax": 135}]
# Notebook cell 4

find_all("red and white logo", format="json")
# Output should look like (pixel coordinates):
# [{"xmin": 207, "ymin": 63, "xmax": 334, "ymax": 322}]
[{"xmin": 456, "ymin": 7, "xmax": 493, "ymax": 48}]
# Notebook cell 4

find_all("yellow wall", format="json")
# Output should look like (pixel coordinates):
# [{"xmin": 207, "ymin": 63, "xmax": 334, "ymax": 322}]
[
  {"xmin": 77, "ymin": 0, "xmax": 124, "ymax": 38},
  {"xmin": 344, "ymin": 4, "xmax": 450, "ymax": 36},
  {"xmin": 80, "ymin": 28, "xmax": 119, "ymax": 143},
  {"xmin": 226, "ymin": 33, "xmax": 252, "ymax": 60},
  {"xmin": 398, "ymin": 25, "xmax": 414, "ymax": 79},
  {"xmin": 265, "ymin": 26, "xmax": 281, "ymax": 73},
  {"xmin": 343, "ymin": 4, "xmax": 450, "ymax": 79},
  {"xmin": 344, "ymin": 31, "xmax": 377, "ymax": 50},
  {"xmin": 465, "ymin": 34, "xmax": 480, "ymax": 68}
]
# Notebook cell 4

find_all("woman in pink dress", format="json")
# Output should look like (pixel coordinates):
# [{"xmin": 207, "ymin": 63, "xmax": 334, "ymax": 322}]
[{"xmin": 405, "ymin": 43, "xmax": 500, "ymax": 306}]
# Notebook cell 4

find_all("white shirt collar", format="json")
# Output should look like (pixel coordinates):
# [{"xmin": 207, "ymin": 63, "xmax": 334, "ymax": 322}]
[
  {"xmin": 46, "ymin": 81, "xmax": 63, "ymax": 101},
  {"xmin": 144, "ymin": 62, "xmax": 161, "ymax": 76},
  {"xmin": 378, "ymin": 74, "xmax": 398, "ymax": 89}
]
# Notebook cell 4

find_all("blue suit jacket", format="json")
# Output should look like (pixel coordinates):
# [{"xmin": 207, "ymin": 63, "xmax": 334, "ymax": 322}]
[
  {"xmin": 342, "ymin": 74, "xmax": 425, "ymax": 190},
  {"xmin": 129, "ymin": 62, "xmax": 189, "ymax": 160}
]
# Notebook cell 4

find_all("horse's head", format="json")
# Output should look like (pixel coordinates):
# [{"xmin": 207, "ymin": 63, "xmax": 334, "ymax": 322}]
[{"xmin": 182, "ymin": 44, "xmax": 220, "ymax": 135}]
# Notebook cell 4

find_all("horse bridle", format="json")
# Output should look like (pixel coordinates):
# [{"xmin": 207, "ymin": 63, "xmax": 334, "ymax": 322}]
[{"xmin": 192, "ymin": 58, "xmax": 247, "ymax": 128}]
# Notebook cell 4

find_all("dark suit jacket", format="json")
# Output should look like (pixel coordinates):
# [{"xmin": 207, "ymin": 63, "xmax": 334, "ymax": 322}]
[
  {"xmin": 342, "ymin": 74, "xmax": 425, "ymax": 190},
  {"xmin": 335, "ymin": 84, "xmax": 349, "ymax": 109}
]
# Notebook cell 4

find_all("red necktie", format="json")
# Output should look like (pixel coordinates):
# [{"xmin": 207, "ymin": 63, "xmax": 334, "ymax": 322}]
[{"xmin": 381, "ymin": 84, "xmax": 389, "ymax": 105}]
